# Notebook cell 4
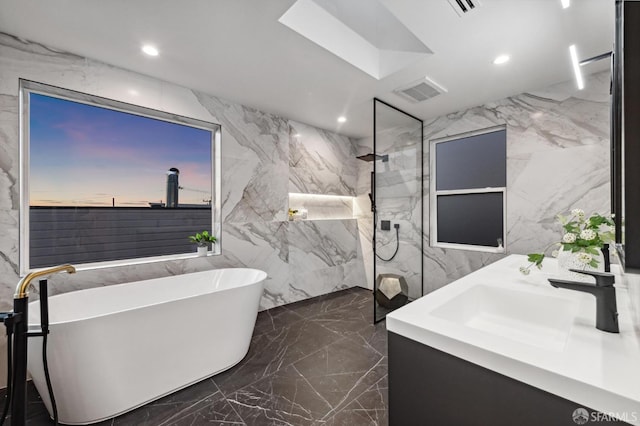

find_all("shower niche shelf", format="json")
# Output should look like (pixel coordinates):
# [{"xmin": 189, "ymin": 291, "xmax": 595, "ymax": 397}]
[{"xmin": 288, "ymin": 192, "xmax": 356, "ymax": 221}]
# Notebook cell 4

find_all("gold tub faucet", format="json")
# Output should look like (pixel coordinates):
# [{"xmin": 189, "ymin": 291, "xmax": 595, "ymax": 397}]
[{"xmin": 15, "ymin": 264, "xmax": 76, "ymax": 299}]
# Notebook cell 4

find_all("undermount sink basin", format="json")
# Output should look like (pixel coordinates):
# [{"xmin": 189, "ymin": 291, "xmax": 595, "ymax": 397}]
[{"xmin": 431, "ymin": 284, "xmax": 579, "ymax": 352}]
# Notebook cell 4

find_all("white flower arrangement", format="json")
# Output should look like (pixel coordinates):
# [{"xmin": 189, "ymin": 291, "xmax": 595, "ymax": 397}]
[
  {"xmin": 577, "ymin": 252, "xmax": 593, "ymax": 264},
  {"xmin": 571, "ymin": 208, "xmax": 586, "ymax": 220},
  {"xmin": 580, "ymin": 229, "xmax": 597, "ymax": 241},
  {"xmin": 520, "ymin": 209, "xmax": 615, "ymax": 275}
]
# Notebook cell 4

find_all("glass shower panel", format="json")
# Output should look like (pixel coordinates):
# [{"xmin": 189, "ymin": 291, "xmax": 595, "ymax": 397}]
[{"xmin": 373, "ymin": 99, "xmax": 423, "ymax": 323}]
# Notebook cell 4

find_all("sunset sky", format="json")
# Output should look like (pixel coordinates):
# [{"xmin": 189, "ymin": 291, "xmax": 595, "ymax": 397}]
[{"xmin": 29, "ymin": 93, "xmax": 213, "ymax": 207}]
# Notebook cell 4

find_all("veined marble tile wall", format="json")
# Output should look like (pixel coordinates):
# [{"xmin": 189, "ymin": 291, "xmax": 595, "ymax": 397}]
[
  {"xmin": 421, "ymin": 70, "xmax": 611, "ymax": 293},
  {"xmin": 0, "ymin": 33, "xmax": 366, "ymax": 320},
  {"xmin": 353, "ymin": 71, "xmax": 610, "ymax": 297},
  {"xmin": 373, "ymin": 123, "xmax": 424, "ymax": 301},
  {"xmin": 289, "ymin": 121, "xmax": 357, "ymax": 196}
]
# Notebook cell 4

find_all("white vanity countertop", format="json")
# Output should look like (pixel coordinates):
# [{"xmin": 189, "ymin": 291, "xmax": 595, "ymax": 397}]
[{"xmin": 386, "ymin": 254, "xmax": 640, "ymax": 424}]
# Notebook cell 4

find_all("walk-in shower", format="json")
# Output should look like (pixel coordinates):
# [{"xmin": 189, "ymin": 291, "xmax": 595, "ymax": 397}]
[{"xmin": 358, "ymin": 99, "xmax": 423, "ymax": 323}]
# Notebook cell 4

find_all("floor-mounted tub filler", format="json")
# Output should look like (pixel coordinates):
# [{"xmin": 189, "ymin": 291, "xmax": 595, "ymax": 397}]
[{"xmin": 25, "ymin": 268, "xmax": 267, "ymax": 425}]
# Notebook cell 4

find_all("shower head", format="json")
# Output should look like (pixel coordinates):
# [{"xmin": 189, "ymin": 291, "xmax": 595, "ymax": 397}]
[{"xmin": 356, "ymin": 153, "xmax": 389, "ymax": 162}]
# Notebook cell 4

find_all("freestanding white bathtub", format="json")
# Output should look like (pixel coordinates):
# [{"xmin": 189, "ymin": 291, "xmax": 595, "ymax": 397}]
[{"xmin": 26, "ymin": 268, "xmax": 267, "ymax": 425}]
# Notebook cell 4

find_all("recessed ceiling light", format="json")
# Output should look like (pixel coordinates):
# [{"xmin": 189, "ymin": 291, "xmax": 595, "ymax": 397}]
[
  {"xmin": 293, "ymin": 133, "xmax": 301, "ymax": 138},
  {"xmin": 337, "ymin": 116, "xmax": 347, "ymax": 123},
  {"xmin": 128, "ymin": 89, "xmax": 139, "ymax": 96},
  {"xmin": 569, "ymin": 44, "xmax": 584, "ymax": 90},
  {"xmin": 493, "ymin": 55, "xmax": 510, "ymax": 65},
  {"xmin": 142, "ymin": 45, "xmax": 159, "ymax": 57},
  {"xmin": 561, "ymin": 0, "xmax": 570, "ymax": 8}
]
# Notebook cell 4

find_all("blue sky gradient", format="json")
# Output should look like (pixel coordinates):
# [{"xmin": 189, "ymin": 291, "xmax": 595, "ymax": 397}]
[{"xmin": 29, "ymin": 93, "xmax": 213, "ymax": 206}]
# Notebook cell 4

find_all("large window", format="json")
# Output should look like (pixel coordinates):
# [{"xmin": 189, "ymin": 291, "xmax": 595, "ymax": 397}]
[
  {"xmin": 430, "ymin": 126, "xmax": 506, "ymax": 252},
  {"xmin": 20, "ymin": 80, "xmax": 221, "ymax": 273}
]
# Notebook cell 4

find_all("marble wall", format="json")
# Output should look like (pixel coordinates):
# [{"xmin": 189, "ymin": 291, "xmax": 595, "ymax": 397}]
[
  {"xmin": 420, "ymin": 70, "xmax": 611, "ymax": 293},
  {"xmin": 289, "ymin": 121, "xmax": 357, "ymax": 196},
  {"xmin": 352, "ymin": 70, "xmax": 610, "ymax": 298},
  {"xmin": 0, "ymin": 32, "xmax": 366, "ymax": 318}
]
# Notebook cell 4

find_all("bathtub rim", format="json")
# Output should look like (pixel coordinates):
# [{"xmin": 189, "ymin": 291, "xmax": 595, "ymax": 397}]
[{"xmin": 27, "ymin": 267, "xmax": 267, "ymax": 327}]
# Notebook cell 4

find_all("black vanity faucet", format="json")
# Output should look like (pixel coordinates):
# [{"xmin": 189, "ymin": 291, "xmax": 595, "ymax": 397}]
[{"xmin": 548, "ymin": 270, "xmax": 619, "ymax": 333}]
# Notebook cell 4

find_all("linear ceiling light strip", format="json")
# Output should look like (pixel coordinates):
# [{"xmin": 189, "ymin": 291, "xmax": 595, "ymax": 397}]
[{"xmin": 455, "ymin": 0, "xmax": 468, "ymax": 13}]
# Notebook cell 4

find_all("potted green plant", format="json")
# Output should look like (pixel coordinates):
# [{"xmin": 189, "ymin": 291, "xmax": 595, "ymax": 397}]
[{"xmin": 188, "ymin": 231, "xmax": 217, "ymax": 257}]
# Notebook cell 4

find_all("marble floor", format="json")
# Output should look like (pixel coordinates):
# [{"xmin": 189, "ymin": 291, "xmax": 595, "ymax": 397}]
[{"xmin": 18, "ymin": 287, "xmax": 388, "ymax": 425}]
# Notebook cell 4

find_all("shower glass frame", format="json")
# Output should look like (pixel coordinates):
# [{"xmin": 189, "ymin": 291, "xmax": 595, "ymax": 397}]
[{"xmin": 372, "ymin": 98, "xmax": 424, "ymax": 324}]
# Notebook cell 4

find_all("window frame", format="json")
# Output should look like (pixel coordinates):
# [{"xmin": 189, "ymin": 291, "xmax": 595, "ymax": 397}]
[
  {"xmin": 429, "ymin": 125, "xmax": 507, "ymax": 254},
  {"xmin": 19, "ymin": 80, "xmax": 222, "ymax": 275}
]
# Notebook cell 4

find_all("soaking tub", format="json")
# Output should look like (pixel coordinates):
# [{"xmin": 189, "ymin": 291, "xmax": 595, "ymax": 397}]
[{"xmin": 26, "ymin": 268, "xmax": 267, "ymax": 425}]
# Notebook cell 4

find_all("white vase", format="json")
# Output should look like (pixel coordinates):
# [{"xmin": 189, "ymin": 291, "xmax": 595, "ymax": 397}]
[
  {"xmin": 555, "ymin": 247, "xmax": 604, "ymax": 282},
  {"xmin": 197, "ymin": 245, "xmax": 208, "ymax": 257}
]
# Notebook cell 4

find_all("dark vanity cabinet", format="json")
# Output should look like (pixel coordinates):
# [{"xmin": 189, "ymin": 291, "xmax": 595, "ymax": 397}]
[{"xmin": 388, "ymin": 333, "xmax": 629, "ymax": 426}]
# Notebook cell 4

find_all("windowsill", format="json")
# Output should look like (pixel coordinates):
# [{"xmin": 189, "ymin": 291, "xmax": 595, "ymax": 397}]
[
  {"xmin": 22, "ymin": 251, "xmax": 221, "ymax": 276},
  {"xmin": 432, "ymin": 242, "xmax": 506, "ymax": 254}
]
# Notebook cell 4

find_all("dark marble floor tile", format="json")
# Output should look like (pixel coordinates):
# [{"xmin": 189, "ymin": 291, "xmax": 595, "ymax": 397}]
[
  {"xmin": 5, "ymin": 382, "xmax": 56, "ymax": 425},
  {"xmin": 285, "ymin": 287, "xmax": 371, "ymax": 319},
  {"xmin": 293, "ymin": 338, "xmax": 385, "ymax": 420},
  {"xmin": 307, "ymin": 296, "xmax": 372, "ymax": 336},
  {"xmin": 253, "ymin": 306, "xmax": 303, "ymax": 337},
  {"xmin": 322, "ymin": 375, "xmax": 388, "ymax": 426},
  {"xmin": 26, "ymin": 386, "xmax": 52, "ymax": 423},
  {"xmin": 343, "ymin": 321, "xmax": 387, "ymax": 357},
  {"xmin": 164, "ymin": 391, "xmax": 245, "ymax": 426},
  {"xmin": 214, "ymin": 319, "xmax": 341, "ymax": 397},
  {"xmin": 227, "ymin": 365, "xmax": 332, "ymax": 426},
  {"xmin": 107, "ymin": 377, "xmax": 220, "ymax": 426},
  {"xmin": 326, "ymin": 356, "xmax": 387, "ymax": 421},
  {"xmin": 352, "ymin": 375, "xmax": 388, "ymax": 425},
  {"xmin": 25, "ymin": 415, "xmax": 53, "ymax": 426},
  {"xmin": 373, "ymin": 303, "xmax": 397, "ymax": 323},
  {"xmin": 321, "ymin": 400, "xmax": 383, "ymax": 426}
]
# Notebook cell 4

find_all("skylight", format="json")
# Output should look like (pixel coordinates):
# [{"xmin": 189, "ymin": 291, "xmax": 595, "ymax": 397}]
[{"xmin": 279, "ymin": 0, "xmax": 432, "ymax": 80}]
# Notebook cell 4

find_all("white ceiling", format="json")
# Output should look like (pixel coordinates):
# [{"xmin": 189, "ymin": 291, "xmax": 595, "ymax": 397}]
[{"xmin": 0, "ymin": 0, "xmax": 613, "ymax": 138}]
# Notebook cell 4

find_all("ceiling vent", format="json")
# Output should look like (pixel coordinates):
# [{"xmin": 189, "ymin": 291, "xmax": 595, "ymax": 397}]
[
  {"xmin": 446, "ymin": 0, "xmax": 482, "ymax": 17},
  {"xmin": 393, "ymin": 77, "xmax": 447, "ymax": 103}
]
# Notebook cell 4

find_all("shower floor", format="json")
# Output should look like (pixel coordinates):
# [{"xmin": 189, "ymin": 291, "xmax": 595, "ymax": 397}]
[{"xmin": 18, "ymin": 287, "xmax": 388, "ymax": 425}]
